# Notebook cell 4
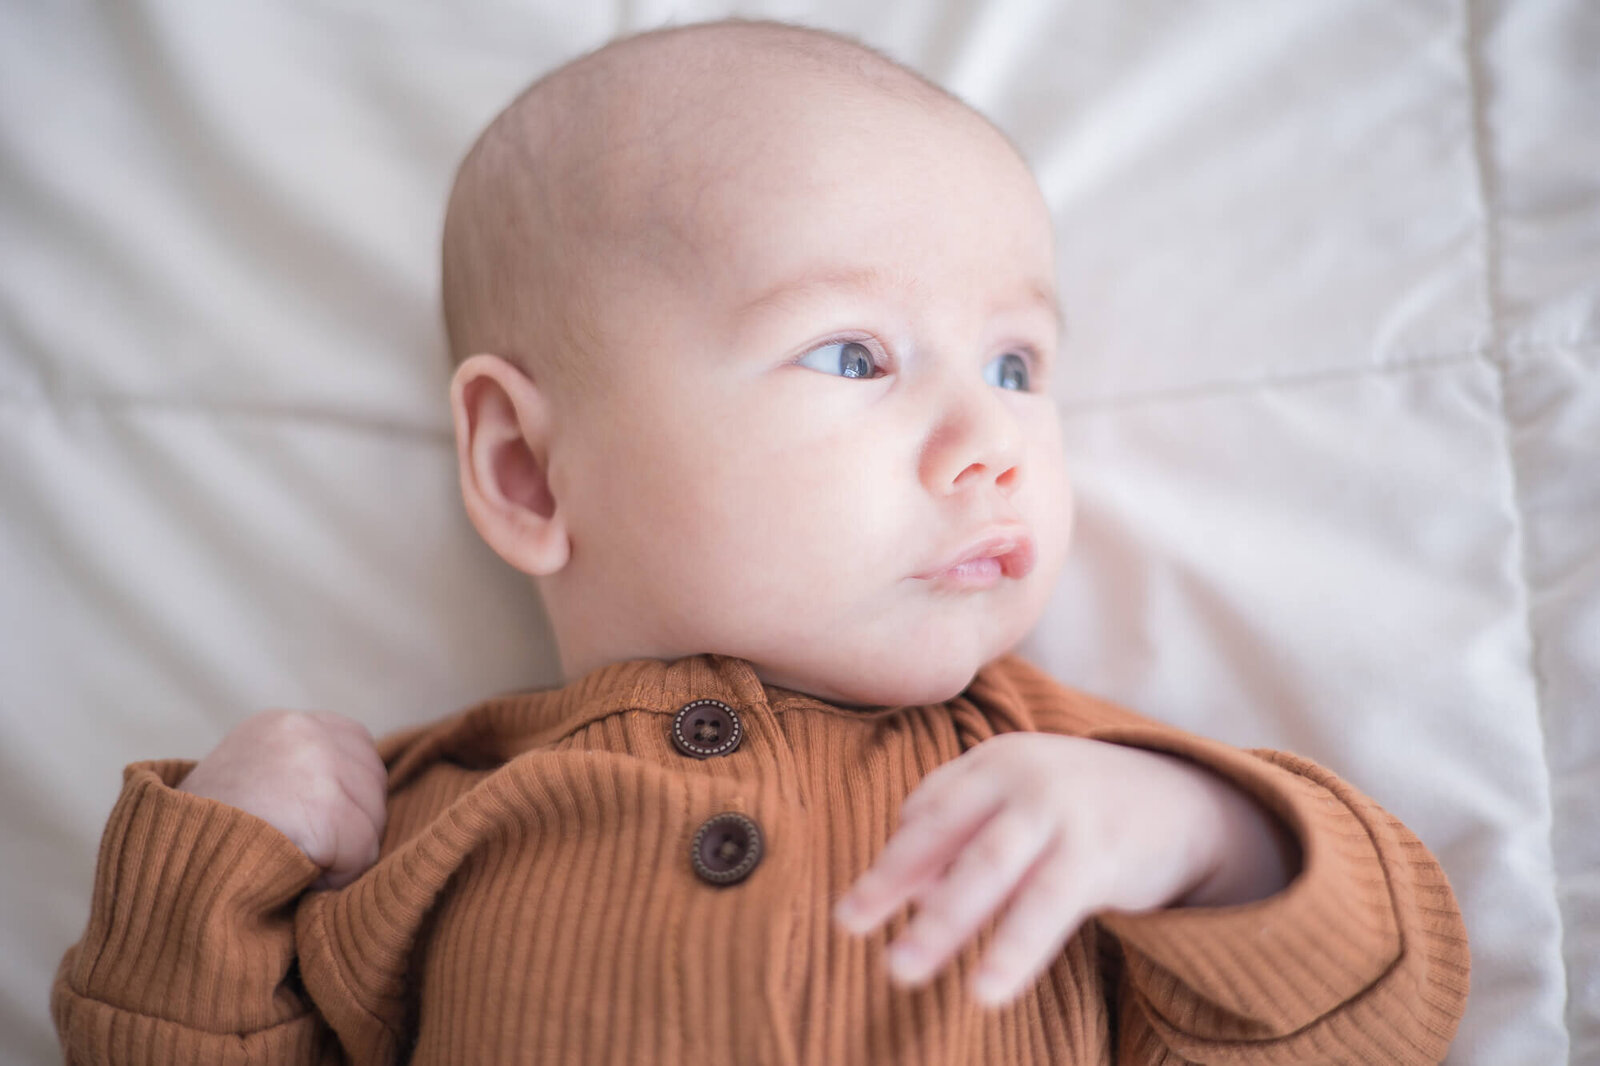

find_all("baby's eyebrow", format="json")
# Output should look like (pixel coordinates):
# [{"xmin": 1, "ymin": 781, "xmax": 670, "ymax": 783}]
[
  {"xmin": 734, "ymin": 266, "xmax": 1064, "ymax": 335},
  {"xmin": 1028, "ymin": 280, "xmax": 1066, "ymax": 335},
  {"xmin": 733, "ymin": 265, "xmax": 898, "ymax": 326}
]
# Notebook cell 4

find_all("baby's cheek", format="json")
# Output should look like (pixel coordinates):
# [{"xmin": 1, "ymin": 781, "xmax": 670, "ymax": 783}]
[
  {"xmin": 1048, "ymin": 475, "xmax": 1076, "ymax": 564},
  {"xmin": 1016, "ymin": 437, "xmax": 1070, "ymax": 535}
]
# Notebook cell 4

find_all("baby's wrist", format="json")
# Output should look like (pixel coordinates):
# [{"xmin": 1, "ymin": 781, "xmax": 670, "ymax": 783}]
[{"xmin": 1170, "ymin": 765, "xmax": 1301, "ymax": 908}]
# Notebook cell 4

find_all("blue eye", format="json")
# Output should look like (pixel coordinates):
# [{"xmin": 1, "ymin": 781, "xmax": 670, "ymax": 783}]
[
  {"xmin": 797, "ymin": 340, "xmax": 880, "ymax": 379},
  {"xmin": 984, "ymin": 352, "xmax": 1031, "ymax": 391}
]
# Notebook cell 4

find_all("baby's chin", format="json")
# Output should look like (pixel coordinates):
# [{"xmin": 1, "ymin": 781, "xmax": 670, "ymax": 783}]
[
  {"xmin": 751, "ymin": 653, "xmax": 996, "ymax": 711},
  {"xmin": 740, "ymin": 609, "xmax": 1040, "ymax": 709}
]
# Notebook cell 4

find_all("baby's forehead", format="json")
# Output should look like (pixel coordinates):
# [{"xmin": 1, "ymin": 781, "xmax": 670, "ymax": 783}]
[{"xmin": 485, "ymin": 91, "xmax": 934, "ymax": 277}]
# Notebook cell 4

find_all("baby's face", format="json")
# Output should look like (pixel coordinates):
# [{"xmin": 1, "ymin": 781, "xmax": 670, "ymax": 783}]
[{"xmin": 548, "ymin": 83, "xmax": 1072, "ymax": 707}]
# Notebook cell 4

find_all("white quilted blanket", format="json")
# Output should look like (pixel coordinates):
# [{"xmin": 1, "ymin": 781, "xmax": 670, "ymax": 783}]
[{"xmin": 1, "ymin": 2, "xmax": 1594, "ymax": 1063}]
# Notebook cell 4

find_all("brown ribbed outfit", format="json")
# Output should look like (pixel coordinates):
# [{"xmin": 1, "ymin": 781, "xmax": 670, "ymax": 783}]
[{"xmin": 54, "ymin": 653, "xmax": 1469, "ymax": 1064}]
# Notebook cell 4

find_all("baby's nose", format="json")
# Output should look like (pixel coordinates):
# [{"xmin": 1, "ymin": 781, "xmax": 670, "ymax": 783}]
[{"xmin": 920, "ymin": 385, "xmax": 1024, "ymax": 496}]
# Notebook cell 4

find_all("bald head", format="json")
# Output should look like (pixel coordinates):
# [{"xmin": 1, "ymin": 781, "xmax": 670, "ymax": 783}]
[{"xmin": 440, "ymin": 19, "xmax": 972, "ymax": 399}]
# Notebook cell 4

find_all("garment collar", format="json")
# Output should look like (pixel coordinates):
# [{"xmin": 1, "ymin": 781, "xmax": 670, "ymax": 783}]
[{"xmin": 386, "ymin": 654, "xmax": 912, "ymax": 779}]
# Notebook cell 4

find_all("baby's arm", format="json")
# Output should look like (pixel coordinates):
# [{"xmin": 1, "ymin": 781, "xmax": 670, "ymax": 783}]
[
  {"xmin": 833, "ymin": 733, "xmax": 1300, "ymax": 1001},
  {"xmin": 53, "ymin": 711, "xmax": 387, "ymax": 1065},
  {"xmin": 836, "ymin": 721, "xmax": 1468, "ymax": 1063},
  {"xmin": 1091, "ymin": 730, "xmax": 1469, "ymax": 1063}
]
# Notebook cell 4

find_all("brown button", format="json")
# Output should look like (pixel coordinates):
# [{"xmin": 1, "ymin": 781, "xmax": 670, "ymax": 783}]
[
  {"xmin": 671, "ymin": 699, "xmax": 742, "ymax": 759},
  {"xmin": 691, "ymin": 812, "xmax": 763, "ymax": 885}
]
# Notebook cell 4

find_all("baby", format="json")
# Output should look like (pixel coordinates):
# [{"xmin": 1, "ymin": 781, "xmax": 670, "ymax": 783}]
[{"xmin": 54, "ymin": 18, "xmax": 1468, "ymax": 1065}]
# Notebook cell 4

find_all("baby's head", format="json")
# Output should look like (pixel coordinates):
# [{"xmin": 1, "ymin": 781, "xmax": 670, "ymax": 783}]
[{"xmin": 442, "ymin": 19, "xmax": 1072, "ymax": 707}]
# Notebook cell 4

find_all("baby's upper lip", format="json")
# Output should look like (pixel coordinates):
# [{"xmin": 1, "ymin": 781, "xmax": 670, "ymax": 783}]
[{"xmin": 914, "ymin": 525, "xmax": 1037, "ymax": 580}]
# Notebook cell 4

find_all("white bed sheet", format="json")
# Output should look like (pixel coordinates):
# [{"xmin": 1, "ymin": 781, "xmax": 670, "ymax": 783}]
[{"xmin": 2, "ymin": 2, "xmax": 1594, "ymax": 1063}]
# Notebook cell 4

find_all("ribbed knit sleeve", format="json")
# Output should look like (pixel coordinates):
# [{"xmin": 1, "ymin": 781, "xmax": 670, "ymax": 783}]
[
  {"xmin": 973, "ymin": 656, "xmax": 1469, "ymax": 1064},
  {"xmin": 1087, "ymin": 726, "xmax": 1470, "ymax": 1064},
  {"xmin": 52, "ymin": 760, "xmax": 344, "ymax": 1065}
]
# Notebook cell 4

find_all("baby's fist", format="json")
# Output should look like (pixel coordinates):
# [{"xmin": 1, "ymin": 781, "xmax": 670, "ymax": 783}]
[{"xmin": 178, "ymin": 709, "xmax": 388, "ymax": 890}]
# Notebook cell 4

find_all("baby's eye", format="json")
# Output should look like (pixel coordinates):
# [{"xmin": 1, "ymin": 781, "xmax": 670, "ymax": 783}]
[
  {"xmin": 797, "ymin": 340, "xmax": 881, "ymax": 379},
  {"xmin": 984, "ymin": 351, "xmax": 1031, "ymax": 391}
]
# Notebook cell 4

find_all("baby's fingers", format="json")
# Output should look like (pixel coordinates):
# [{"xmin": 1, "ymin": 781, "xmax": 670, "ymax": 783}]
[
  {"xmin": 971, "ymin": 850, "xmax": 1093, "ymax": 1006},
  {"xmin": 835, "ymin": 776, "xmax": 1002, "ymax": 935},
  {"xmin": 881, "ymin": 812, "xmax": 1054, "ymax": 986}
]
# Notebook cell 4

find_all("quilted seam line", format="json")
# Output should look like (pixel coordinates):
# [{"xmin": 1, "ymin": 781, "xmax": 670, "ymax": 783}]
[
  {"xmin": 1053, "ymin": 350, "xmax": 1485, "ymax": 416},
  {"xmin": 0, "ymin": 386, "xmax": 453, "ymax": 443},
  {"xmin": 1460, "ymin": 1, "xmax": 1554, "ymax": 786},
  {"xmin": 1461, "ymin": 2, "xmax": 1570, "ymax": 1059}
]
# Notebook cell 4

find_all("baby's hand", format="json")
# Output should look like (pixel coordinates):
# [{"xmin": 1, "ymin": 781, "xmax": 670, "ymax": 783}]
[
  {"xmin": 178, "ymin": 710, "xmax": 388, "ymax": 890},
  {"xmin": 833, "ymin": 732, "xmax": 1297, "ymax": 1006}
]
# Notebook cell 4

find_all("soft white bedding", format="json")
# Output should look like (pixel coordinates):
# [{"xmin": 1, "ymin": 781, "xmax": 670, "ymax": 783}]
[{"xmin": 2, "ymin": 2, "xmax": 1594, "ymax": 1063}]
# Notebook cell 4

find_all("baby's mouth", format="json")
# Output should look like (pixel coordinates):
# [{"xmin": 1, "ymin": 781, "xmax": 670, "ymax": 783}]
[{"xmin": 913, "ymin": 529, "xmax": 1036, "ymax": 588}]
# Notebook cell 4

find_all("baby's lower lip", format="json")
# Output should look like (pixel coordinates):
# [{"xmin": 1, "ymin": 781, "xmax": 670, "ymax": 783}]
[{"xmin": 919, "ymin": 556, "xmax": 1003, "ymax": 589}]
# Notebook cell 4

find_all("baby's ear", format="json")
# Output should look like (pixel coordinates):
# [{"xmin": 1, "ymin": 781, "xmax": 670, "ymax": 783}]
[{"xmin": 449, "ymin": 354, "xmax": 570, "ymax": 576}]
